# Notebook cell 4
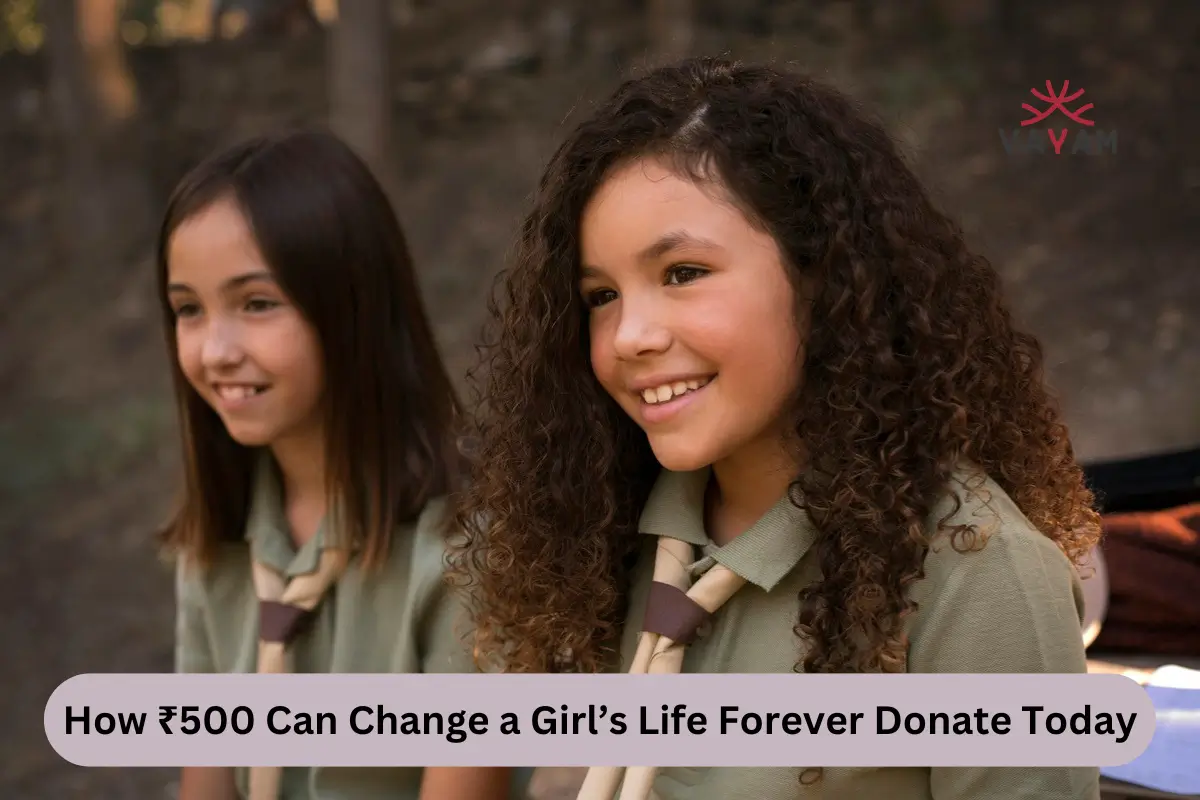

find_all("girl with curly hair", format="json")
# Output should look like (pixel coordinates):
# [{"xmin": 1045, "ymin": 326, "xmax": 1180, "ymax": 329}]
[{"xmin": 451, "ymin": 57, "xmax": 1103, "ymax": 799}]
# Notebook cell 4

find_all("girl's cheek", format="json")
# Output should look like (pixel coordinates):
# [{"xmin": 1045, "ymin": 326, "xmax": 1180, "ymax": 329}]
[
  {"xmin": 588, "ymin": 324, "xmax": 613, "ymax": 381},
  {"xmin": 176, "ymin": 335, "xmax": 202, "ymax": 383}
]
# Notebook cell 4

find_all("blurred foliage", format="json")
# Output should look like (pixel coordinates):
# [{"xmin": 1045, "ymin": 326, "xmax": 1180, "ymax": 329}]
[
  {"xmin": 0, "ymin": 0, "xmax": 211, "ymax": 55},
  {"xmin": 1, "ymin": 0, "xmax": 43, "ymax": 54}
]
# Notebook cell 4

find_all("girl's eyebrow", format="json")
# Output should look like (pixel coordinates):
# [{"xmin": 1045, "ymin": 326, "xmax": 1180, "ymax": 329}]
[
  {"xmin": 580, "ymin": 264, "xmax": 606, "ymax": 280},
  {"xmin": 167, "ymin": 271, "xmax": 277, "ymax": 295},
  {"xmin": 637, "ymin": 230, "xmax": 722, "ymax": 262},
  {"xmin": 580, "ymin": 230, "xmax": 722, "ymax": 281}
]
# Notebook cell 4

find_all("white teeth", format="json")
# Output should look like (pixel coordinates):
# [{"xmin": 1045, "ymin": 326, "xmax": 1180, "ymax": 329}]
[
  {"xmin": 217, "ymin": 385, "xmax": 265, "ymax": 400},
  {"xmin": 640, "ymin": 376, "xmax": 713, "ymax": 404}
]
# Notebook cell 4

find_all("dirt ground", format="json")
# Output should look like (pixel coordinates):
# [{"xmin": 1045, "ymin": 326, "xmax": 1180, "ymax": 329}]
[{"xmin": 1, "ymin": 0, "xmax": 1197, "ymax": 797}]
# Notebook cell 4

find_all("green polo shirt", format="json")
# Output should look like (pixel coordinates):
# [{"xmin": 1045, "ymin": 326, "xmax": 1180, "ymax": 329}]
[
  {"xmin": 174, "ymin": 458, "xmax": 487, "ymax": 799},
  {"xmin": 618, "ymin": 466, "xmax": 1100, "ymax": 800}
]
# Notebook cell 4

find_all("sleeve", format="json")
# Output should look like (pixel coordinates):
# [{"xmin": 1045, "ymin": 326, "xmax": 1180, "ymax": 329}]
[
  {"xmin": 174, "ymin": 556, "xmax": 217, "ymax": 674},
  {"xmin": 398, "ymin": 497, "xmax": 482, "ymax": 675},
  {"xmin": 906, "ymin": 518, "xmax": 1100, "ymax": 800}
]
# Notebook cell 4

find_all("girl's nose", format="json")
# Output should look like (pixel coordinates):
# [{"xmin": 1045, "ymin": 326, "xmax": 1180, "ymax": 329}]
[
  {"xmin": 200, "ymin": 321, "xmax": 245, "ymax": 369},
  {"xmin": 611, "ymin": 297, "xmax": 672, "ymax": 360}
]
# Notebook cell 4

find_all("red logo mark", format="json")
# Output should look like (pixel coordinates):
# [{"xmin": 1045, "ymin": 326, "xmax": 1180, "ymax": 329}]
[{"xmin": 1021, "ymin": 80, "xmax": 1095, "ymax": 127}]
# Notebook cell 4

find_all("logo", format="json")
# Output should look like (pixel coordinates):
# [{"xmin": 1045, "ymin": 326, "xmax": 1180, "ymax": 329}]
[{"xmin": 999, "ymin": 81, "xmax": 1117, "ymax": 156}]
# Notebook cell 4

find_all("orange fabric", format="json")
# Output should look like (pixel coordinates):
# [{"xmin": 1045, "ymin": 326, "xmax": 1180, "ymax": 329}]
[{"xmin": 1092, "ymin": 504, "xmax": 1200, "ymax": 656}]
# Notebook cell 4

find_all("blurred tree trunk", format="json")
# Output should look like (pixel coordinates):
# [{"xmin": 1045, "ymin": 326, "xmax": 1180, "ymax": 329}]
[
  {"xmin": 648, "ymin": 0, "xmax": 693, "ymax": 64},
  {"xmin": 43, "ymin": 0, "xmax": 149, "ymax": 272},
  {"xmin": 329, "ymin": 0, "xmax": 393, "ymax": 190},
  {"xmin": 78, "ymin": 0, "xmax": 139, "ymax": 120}
]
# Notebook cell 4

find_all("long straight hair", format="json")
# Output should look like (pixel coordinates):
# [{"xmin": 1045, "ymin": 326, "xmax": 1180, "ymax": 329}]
[{"xmin": 157, "ymin": 128, "xmax": 462, "ymax": 571}]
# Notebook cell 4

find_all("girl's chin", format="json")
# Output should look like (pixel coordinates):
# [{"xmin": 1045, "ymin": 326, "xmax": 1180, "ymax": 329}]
[
  {"xmin": 646, "ymin": 436, "xmax": 719, "ymax": 474},
  {"xmin": 226, "ymin": 431, "xmax": 274, "ymax": 448},
  {"xmin": 218, "ymin": 419, "xmax": 278, "ymax": 448}
]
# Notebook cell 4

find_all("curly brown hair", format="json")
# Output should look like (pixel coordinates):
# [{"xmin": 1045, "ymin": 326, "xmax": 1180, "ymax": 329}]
[{"xmin": 448, "ymin": 57, "xmax": 1101, "ymax": 676}]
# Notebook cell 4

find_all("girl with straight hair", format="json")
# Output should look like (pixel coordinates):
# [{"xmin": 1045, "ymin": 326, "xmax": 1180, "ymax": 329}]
[
  {"xmin": 158, "ymin": 128, "xmax": 517, "ymax": 800},
  {"xmin": 451, "ymin": 58, "xmax": 1103, "ymax": 800}
]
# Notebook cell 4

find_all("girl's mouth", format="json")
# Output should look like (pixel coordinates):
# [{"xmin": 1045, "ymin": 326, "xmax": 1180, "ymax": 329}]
[
  {"xmin": 215, "ymin": 384, "xmax": 268, "ymax": 401},
  {"xmin": 212, "ymin": 383, "xmax": 271, "ymax": 411},
  {"xmin": 639, "ymin": 375, "xmax": 714, "ymax": 405},
  {"xmin": 637, "ymin": 375, "xmax": 715, "ymax": 425}
]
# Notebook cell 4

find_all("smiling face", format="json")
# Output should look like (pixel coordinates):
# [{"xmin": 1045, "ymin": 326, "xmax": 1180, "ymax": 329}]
[
  {"xmin": 579, "ymin": 157, "xmax": 805, "ymax": 474},
  {"xmin": 166, "ymin": 195, "xmax": 325, "ymax": 450}
]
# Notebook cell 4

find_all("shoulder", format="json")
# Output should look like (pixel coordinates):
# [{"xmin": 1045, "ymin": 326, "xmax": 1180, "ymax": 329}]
[
  {"xmin": 395, "ymin": 495, "xmax": 481, "ymax": 673},
  {"xmin": 406, "ymin": 495, "xmax": 454, "ymax": 576},
  {"xmin": 173, "ymin": 544, "xmax": 251, "ymax": 608},
  {"xmin": 347, "ymin": 496, "xmax": 459, "ymax": 613},
  {"xmin": 394, "ymin": 494, "xmax": 461, "ymax": 610},
  {"xmin": 918, "ymin": 466, "xmax": 1080, "ymax": 594},
  {"xmin": 174, "ymin": 553, "xmax": 206, "ymax": 607},
  {"xmin": 905, "ymin": 465, "xmax": 1089, "ymax": 673}
]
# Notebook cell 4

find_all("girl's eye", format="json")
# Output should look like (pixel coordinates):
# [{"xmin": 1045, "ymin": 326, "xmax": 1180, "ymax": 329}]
[
  {"xmin": 244, "ymin": 297, "xmax": 281, "ymax": 313},
  {"xmin": 665, "ymin": 264, "xmax": 708, "ymax": 285},
  {"xmin": 173, "ymin": 302, "xmax": 200, "ymax": 319},
  {"xmin": 585, "ymin": 288, "xmax": 618, "ymax": 309}
]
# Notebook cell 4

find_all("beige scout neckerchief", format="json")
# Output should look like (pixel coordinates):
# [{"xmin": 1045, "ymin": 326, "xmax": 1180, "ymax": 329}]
[
  {"xmin": 247, "ymin": 546, "xmax": 349, "ymax": 800},
  {"xmin": 576, "ymin": 536, "xmax": 748, "ymax": 800}
]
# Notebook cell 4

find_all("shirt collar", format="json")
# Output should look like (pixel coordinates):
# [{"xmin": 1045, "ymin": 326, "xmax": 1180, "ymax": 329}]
[{"xmin": 637, "ymin": 467, "xmax": 818, "ymax": 592}]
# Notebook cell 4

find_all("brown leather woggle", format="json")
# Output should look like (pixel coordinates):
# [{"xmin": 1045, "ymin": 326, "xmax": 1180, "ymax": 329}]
[
  {"xmin": 259, "ymin": 600, "xmax": 316, "ymax": 645},
  {"xmin": 642, "ymin": 581, "xmax": 713, "ymax": 645}
]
